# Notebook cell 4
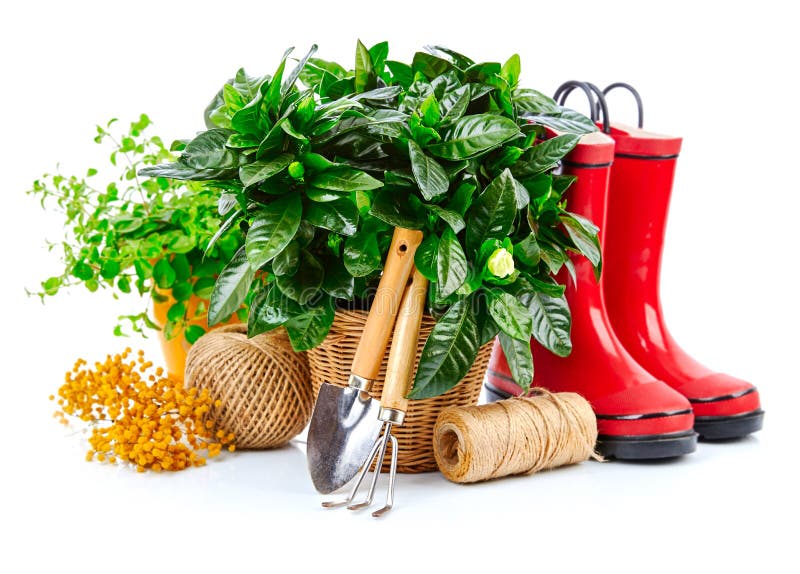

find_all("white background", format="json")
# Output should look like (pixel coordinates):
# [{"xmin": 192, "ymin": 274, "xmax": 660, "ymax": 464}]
[{"xmin": 1, "ymin": 1, "xmax": 798, "ymax": 572}]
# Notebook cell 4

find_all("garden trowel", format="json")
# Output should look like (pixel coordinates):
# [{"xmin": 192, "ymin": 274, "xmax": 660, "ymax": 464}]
[{"xmin": 307, "ymin": 227, "xmax": 423, "ymax": 494}]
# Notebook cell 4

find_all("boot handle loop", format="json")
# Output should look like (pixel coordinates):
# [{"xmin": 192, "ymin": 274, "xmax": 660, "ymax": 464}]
[
  {"xmin": 602, "ymin": 82, "xmax": 644, "ymax": 128},
  {"xmin": 553, "ymin": 80, "xmax": 611, "ymax": 134}
]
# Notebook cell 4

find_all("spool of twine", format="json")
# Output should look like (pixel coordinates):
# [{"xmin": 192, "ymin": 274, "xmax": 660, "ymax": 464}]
[
  {"xmin": 184, "ymin": 324, "xmax": 313, "ymax": 449},
  {"xmin": 433, "ymin": 389, "xmax": 601, "ymax": 484}
]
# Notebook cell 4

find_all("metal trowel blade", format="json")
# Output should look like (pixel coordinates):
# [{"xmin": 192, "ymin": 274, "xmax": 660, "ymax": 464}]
[{"xmin": 306, "ymin": 382, "xmax": 383, "ymax": 494}]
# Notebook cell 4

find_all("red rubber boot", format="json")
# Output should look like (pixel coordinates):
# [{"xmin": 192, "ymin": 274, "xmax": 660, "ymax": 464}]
[
  {"xmin": 602, "ymin": 120, "xmax": 764, "ymax": 440},
  {"xmin": 486, "ymin": 129, "xmax": 698, "ymax": 459}
]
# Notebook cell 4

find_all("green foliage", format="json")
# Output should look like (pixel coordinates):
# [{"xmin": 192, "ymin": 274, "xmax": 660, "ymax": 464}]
[
  {"xmin": 28, "ymin": 115, "xmax": 244, "ymax": 343},
  {"xmin": 135, "ymin": 41, "xmax": 602, "ymax": 389}
]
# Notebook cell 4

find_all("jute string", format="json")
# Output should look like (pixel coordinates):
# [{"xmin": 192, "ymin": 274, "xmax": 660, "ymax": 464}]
[
  {"xmin": 185, "ymin": 324, "xmax": 313, "ymax": 449},
  {"xmin": 433, "ymin": 389, "xmax": 602, "ymax": 484}
]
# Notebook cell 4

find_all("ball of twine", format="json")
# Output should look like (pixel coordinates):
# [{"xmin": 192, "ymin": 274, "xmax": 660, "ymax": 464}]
[
  {"xmin": 433, "ymin": 389, "xmax": 601, "ymax": 484},
  {"xmin": 185, "ymin": 324, "xmax": 312, "ymax": 449}
]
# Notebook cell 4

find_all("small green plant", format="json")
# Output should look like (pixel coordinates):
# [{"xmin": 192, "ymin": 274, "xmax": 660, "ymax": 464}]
[{"xmin": 28, "ymin": 114, "xmax": 244, "ymax": 343}]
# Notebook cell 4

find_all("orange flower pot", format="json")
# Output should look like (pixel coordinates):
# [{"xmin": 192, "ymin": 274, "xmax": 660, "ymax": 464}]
[{"xmin": 152, "ymin": 292, "xmax": 239, "ymax": 382}]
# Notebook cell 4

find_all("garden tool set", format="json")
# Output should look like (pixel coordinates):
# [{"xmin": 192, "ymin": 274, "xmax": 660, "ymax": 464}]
[
  {"xmin": 307, "ymin": 227, "xmax": 423, "ymax": 514},
  {"xmin": 323, "ymin": 269, "xmax": 428, "ymax": 516},
  {"xmin": 486, "ymin": 81, "xmax": 763, "ymax": 459}
]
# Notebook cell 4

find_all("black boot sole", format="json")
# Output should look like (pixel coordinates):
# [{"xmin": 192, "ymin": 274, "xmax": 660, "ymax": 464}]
[
  {"xmin": 695, "ymin": 409, "xmax": 764, "ymax": 440},
  {"xmin": 597, "ymin": 430, "xmax": 697, "ymax": 459},
  {"xmin": 484, "ymin": 381, "xmax": 698, "ymax": 460}
]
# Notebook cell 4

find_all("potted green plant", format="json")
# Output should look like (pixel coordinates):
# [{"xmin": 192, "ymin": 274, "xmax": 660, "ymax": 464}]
[
  {"xmin": 29, "ymin": 114, "xmax": 245, "ymax": 379},
  {"xmin": 139, "ymin": 41, "xmax": 600, "ymax": 399}
]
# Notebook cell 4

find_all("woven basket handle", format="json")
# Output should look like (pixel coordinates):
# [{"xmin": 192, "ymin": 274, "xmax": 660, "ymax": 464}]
[
  {"xmin": 381, "ymin": 268, "xmax": 428, "ymax": 415},
  {"xmin": 351, "ymin": 227, "xmax": 424, "ymax": 381}
]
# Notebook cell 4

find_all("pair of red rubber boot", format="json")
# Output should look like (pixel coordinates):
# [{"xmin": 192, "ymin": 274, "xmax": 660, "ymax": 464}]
[{"xmin": 486, "ymin": 83, "xmax": 764, "ymax": 459}]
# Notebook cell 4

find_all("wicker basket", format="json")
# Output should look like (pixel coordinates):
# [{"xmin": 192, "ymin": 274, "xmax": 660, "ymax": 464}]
[{"xmin": 307, "ymin": 309, "xmax": 492, "ymax": 473}]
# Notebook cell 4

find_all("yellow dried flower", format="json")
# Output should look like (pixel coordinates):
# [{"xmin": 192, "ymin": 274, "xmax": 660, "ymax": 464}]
[{"xmin": 51, "ymin": 349, "xmax": 235, "ymax": 473}]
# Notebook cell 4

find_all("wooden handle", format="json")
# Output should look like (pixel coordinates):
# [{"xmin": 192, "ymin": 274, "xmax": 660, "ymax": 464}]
[
  {"xmin": 381, "ymin": 269, "xmax": 428, "ymax": 414},
  {"xmin": 351, "ymin": 227, "xmax": 424, "ymax": 381}
]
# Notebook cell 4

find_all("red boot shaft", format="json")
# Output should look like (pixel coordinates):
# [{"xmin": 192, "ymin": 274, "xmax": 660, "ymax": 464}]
[{"xmin": 603, "ymin": 126, "xmax": 763, "ymax": 434}]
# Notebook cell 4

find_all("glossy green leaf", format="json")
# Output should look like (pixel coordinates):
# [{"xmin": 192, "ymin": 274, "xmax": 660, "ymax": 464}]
[
  {"xmin": 368, "ymin": 41, "xmax": 389, "ymax": 74},
  {"xmin": 138, "ymin": 162, "xmax": 236, "ymax": 181},
  {"xmin": 408, "ymin": 114, "xmax": 441, "ymax": 146},
  {"xmin": 354, "ymin": 39, "xmax": 374, "ymax": 93},
  {"xmin": 487, "ymin": 288, "xmax": 532, "ymax": 341},
  {"xmin": 309, "ymin": 165, "xmax": 382, "ymax": 192},
  {"xmin": 282, "ymin": 44, "xmax": 318, "ymax": 95},
  {"xmin": 512, "ymin": 134, "xmax": 580, "ymax": 179},
  {"xmin": 248, "ymin": 284, "xmax": 298, "ymax": 337},
  {"xmin": 427, "ymin": 205, "xmax": 465, "ymax": 233},
  {"xmin": 538, "ymin": 239, "xmax": 568, "ymax": 275},
  {"xmin": 272, "ymin": 241, "xmax": 300, "ymax": 276},
  {"xmin": 552, "ymin": 174, "xmax": 577, "ymax": 196},
  {"xmin": 171, "ymin": 254, "xmax": 190, "ymax": 281},
  {"xmin": 167, "ymin": 302, "xmax": 186, "ymax": 322},
  {"xmin": 181, "ymin": 129, "xmax": 238, "ymax": 169},
  {"xmin": 299, "ymin": 58, "xmax": 347, "ymax": 88},
  {"xmin": 321, "ymin": 256, "xmax": 354, "ymax": 299},
  {"xmin": 465, "ymin": 169, "xmax": 517, "ymax": 253},
  {"xmin": 263, "ymin": 47, "xmax": 293, "ymax": 118},
  {"xmin": 152, "ymin": 258, "xmax": 176, "ymax": 289},
  {"xmin": 276, "ymin": 250, "xmax": 323, "ymax": 304},
  {"xmin": 239, "ymin": 153, "xmax": 294, "ymax": 187},
  {"xmin": 415, "ymin": 234, "xmax": 439, "ymax": 282},
  {"xmin": 525, "ymin": 109, "xmax": 597, "ymax": 134},
  {"xmin": 300, "ymin": 152, "xmax": 335, "ymax": 174},
  {"xmin": 256, "ymin": 119, "xmax": 288, "ymax": 158},
  {"xmin": 284, "ymin": 301, "xmax": 335, "ymax": 351},
  {"xmin": 409, "ymin": 140, "xmax": 448, "ymax": 201},
  {"xmin": 226, "ymin": 133, "xmax": 260, "ymax": 149},
  {"xmin": 513, "ymin": 88, "xmax": 559, "ymax": 115},
  {"xmin": 351, "ymin": 85, "xmax": 403, "ymax": 104},
  {"xmin": 464, "ymin": 61, "xmax": 501, "ymax": 82},
  {"xmin": 560, "ymin": 213, "xmax": 602, "ymax": 277},
  {"xmin": 420, "ymin": 94, "xmax": 441, "ymax": 127},
  {"xmin": 519, "ymin": 274, "xmax": 565, "ymax": 298},
  {"xmin": 439, "ymin": 85, "xmax": 470, "ymax": 126},
  {"xmin": 245, "ymin": 194, "xmax": 302, "ymax": 269},
  {"xmin": 100, "ymin": 259, "xmax": 120, "ymax": 280},
  {"xmin": 511, "ymin": 176, "xmax": 530, "ymax": 209},
  {"xmin": 305, "ymin": 198, "xmax": 359, "ymax": 236},
  {"xmin": 412, "ymin": 52, "xmax": 453, "ymax": 78},
  {"xmin": 369, "ymin": 188, "xmax": 426, "ymax": 229},
  {"xmin": 429, "ymin": 114, "xmax": 520, "ymax": 160},
  {"xmin": 424, "ymin": 45, "xmax": 475, "ymax": 69},
  {"xmin": 501, "ymin": 54, "xmax": 521, "ymax": 87},
  {"xmin": 306, "ymin": 186, "xmax": 348, "ymax": 202},
  {"xmin": 498, "ymin": 331, "xmax": 533, "ymax": 392},
  {"xmin": 222, "ymin": 84, "xmax": 247, "ymax": 114},
  {"xmin": 204, "ymin": 208, "xmax": 242, "ymax": 258},
  {"xmin": 208, "ymin": 246, "xmax": 255, "ymax": 326},
  {"xmin": 436, "ymin": 228, "xmax": 468, "ymax": 298},
  {"xmin": 524, "ymin": 172, "xmax": 553, "ymax": 202},
  {"xmin": 184, "ymin": 325, "xmax": 206, "ymax": 345},
  {"xmin": 447, "ymin": 179, "xmax": 476, "ymax": 215},
  {"xmin": 192, "ymin": 277, "xmax": 216, "ymax": 299},
  {"xmin": 410, "ymin": 297, "xmax": 480, "ymax": 399},
  {"xmin": 386, "ymin": 60, "xmax": 413, "ymax": 88},
  {"xmin": 233, "ymin": 68, "xmax": 268, "ymax": 100},
  {"xmin": 344, "ymin": 231, "xmax": 381, "ymax": 277},
  {"xmin": 524, "ymin": 290, "xmax": 572, "ymax": 357},
  {"xmin": 474, "ymin": 295, "xmax": 500, "ymax": 346},
  {"xmin": 515, "ymin": 234, "xmax": 540, "ymax": 266}
]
